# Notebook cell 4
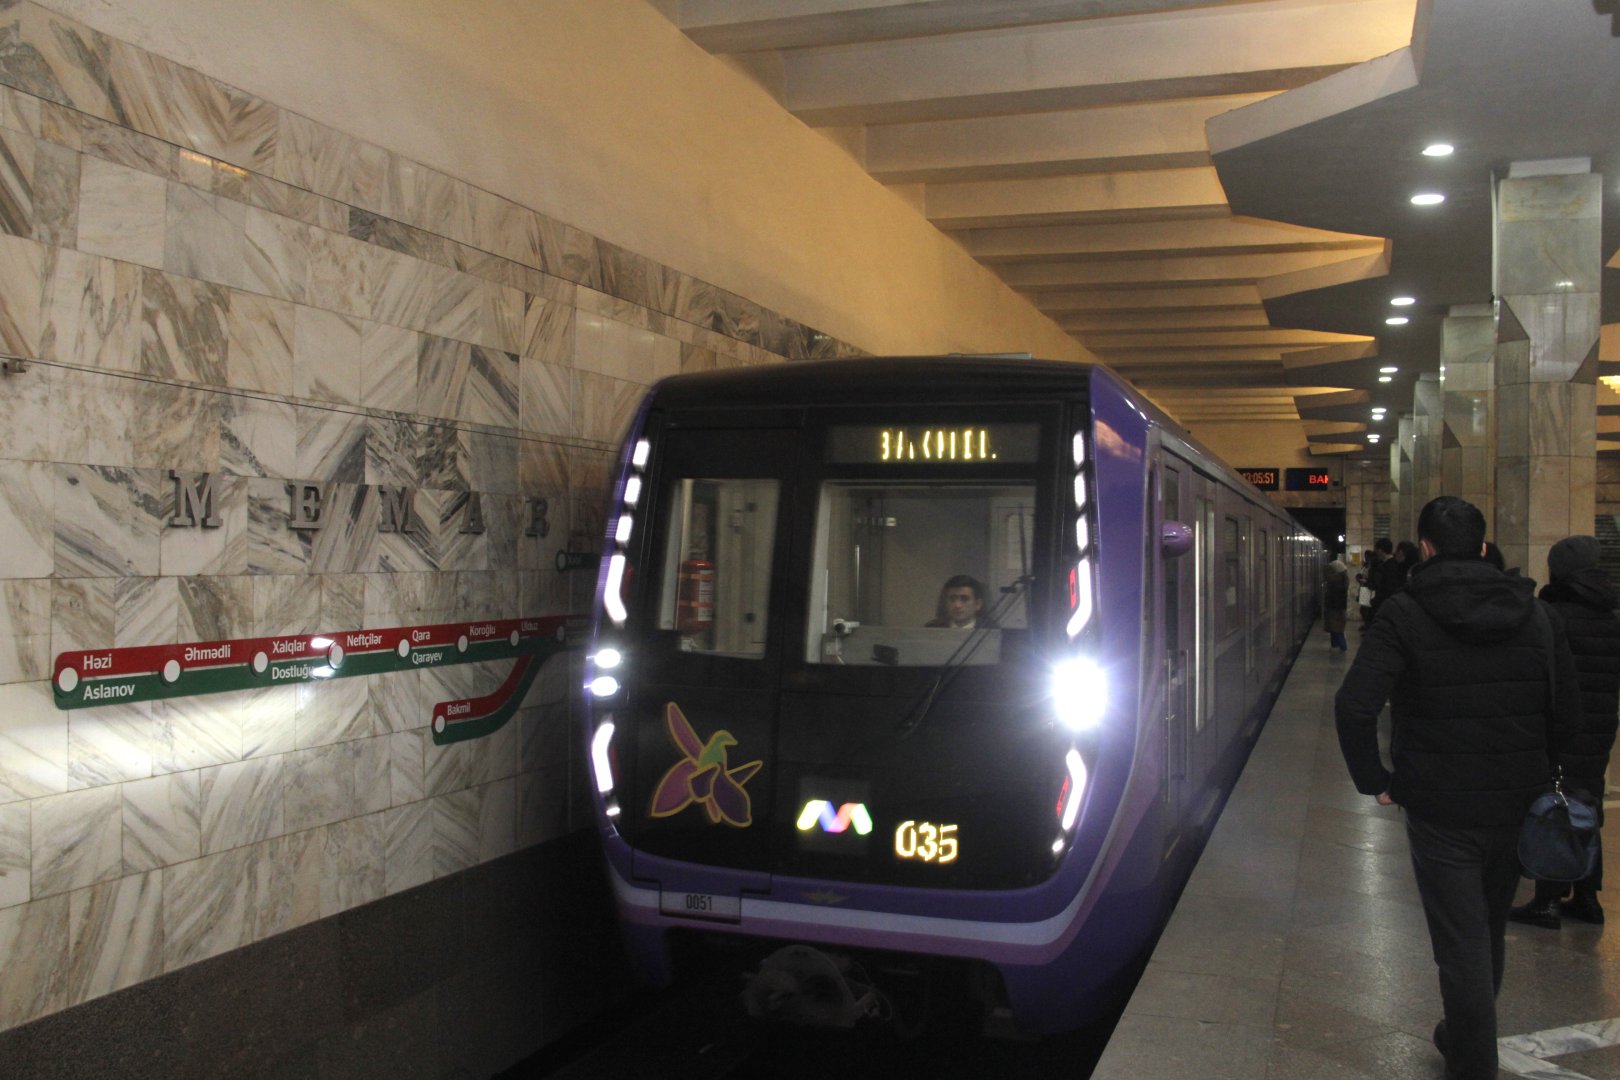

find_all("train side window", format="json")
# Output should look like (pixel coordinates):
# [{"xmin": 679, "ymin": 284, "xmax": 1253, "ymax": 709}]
[
  {"xmin": 1222, "ymin": 515, "xmax": 1241, "ymax": 635},
  {"xmin": 656, "ymin": 478, "xmax": 779, "ymax": 657},
  {"xmin": 1256, "ymin": 530, "xmax": 1268, "ymax": 614}
]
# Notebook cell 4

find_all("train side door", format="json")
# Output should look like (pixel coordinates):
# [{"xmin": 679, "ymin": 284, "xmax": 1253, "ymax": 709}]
[
  {"xmin": 1189, "ymin": 471, "xmax": 1220, "ymax": 801},
  {"xmin": 1159, "ymin": 458, "xmax": 1193, "ymax": 837}
]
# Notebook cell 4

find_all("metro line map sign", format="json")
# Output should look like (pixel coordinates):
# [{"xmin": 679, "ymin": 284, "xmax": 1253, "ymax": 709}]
[{"xmin": 52, "ymin": 614, "xmax": 588, "ymax": 745}]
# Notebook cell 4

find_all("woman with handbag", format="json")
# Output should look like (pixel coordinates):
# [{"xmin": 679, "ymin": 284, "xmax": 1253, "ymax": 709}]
[{"xmin": 1510, "ymin": 535, "xmax": 1620, "ymax": 928}]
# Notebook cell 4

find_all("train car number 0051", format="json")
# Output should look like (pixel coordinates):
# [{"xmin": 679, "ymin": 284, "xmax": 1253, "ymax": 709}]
[
  {"xmin": 894, "ymin": 820, "xmax": 959, "ymax": 864},
  {"xmin": 658, "ymin": 890, "xmax": 741, "ymax": 921}
]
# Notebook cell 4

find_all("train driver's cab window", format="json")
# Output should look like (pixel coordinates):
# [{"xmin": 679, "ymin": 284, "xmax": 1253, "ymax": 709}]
[
  {"xmin": 805, "ymin": 481, "xmax": 1035, "ymax": 666},
  {"xmin": 655, "ymin": 478, "xmax": 779, "ymax": 657}
]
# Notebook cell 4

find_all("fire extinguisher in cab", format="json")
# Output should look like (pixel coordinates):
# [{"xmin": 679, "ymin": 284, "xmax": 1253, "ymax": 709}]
[{"xmin": 677, "ymin": 559, "xmax": 715, "ymax": 633}]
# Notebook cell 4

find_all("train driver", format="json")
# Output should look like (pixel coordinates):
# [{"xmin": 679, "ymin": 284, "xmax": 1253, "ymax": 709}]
[{"xmin": 926, "ymin": 575, "xmax": 995, "ymax": 629}]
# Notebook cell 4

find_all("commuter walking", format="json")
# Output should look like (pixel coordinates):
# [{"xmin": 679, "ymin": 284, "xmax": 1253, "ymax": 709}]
[
  {"xmin": 1510, "ymin": 534, "xmax": 1620, "ymax": 928},
  {"xmin": 1334, "ymin": 496, "xmax": 1580, "ymax": 1080},
  {"xmin": 1322, "ymin": 553, "xmax": 1349, "ymax": 652}
]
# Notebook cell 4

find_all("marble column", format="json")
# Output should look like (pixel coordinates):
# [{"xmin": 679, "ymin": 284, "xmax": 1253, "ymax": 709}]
[
  {"xmin": 1412, "ymin": 373, "xmax": 1443, "ymax": 520},
  {"xmin": 1493, "ymin": 164, "xmax": 1601, "ymax": 580},
  {"xmin": 1393, "ymin": 413, "xmax": 1416, "ymax": 542},
  {"xmin": 1343, "ymin": 458, "xmax": 1391, "ymax": 570},
  {"xmin": 1439, "ymin": 305, "xmax": 1496, "ymax": 526}
]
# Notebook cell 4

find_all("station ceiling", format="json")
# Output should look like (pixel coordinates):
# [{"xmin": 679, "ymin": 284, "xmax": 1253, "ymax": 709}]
[{"xmin": 657, "ymin": 0, "xmax": 1620, "ymax": 457}]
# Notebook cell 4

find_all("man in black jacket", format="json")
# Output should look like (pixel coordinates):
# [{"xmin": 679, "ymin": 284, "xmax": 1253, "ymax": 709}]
[{"xmin": 1335, "ymin": 496, "xmax": 1581, "ymax": 1080}]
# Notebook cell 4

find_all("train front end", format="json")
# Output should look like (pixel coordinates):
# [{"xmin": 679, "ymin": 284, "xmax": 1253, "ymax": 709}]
[{"xmin": 581, "ymin": 360, "xmax": 1158, "ymax": 1034}]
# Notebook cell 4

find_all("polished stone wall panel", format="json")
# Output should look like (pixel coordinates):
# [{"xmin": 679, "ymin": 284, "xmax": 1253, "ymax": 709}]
[{"xmin": 0, "ymin": 0, "xmax": 862, "ymax": 1043}]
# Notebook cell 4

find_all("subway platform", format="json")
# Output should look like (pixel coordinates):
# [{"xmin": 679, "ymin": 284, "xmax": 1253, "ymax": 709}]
[{"xmin": 1092, "ymin": 634, "xmax": 1620, "ymax": 1080}]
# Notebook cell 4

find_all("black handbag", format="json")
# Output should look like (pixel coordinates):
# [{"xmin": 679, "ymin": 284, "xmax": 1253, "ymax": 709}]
[{"xmin": 1519, "ymin": 772, "xmax": 1601, "ymax": 883}]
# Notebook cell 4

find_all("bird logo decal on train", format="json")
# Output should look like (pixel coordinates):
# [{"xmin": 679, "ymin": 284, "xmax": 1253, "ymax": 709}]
[{"xmin": 647, "ymin": 702, "xmax": 763, "ymax": 827}]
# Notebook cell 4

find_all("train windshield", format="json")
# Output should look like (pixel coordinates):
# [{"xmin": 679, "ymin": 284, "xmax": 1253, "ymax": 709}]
[
  {"xmin": 806, "ymin": 481, "xmax": 1034, "ymax": 666},
  {"xmin": 654, "ymin": 478, "xmax": 780, "ymax": 658}
]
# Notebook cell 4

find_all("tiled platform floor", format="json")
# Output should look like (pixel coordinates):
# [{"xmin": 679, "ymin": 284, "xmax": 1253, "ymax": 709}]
[{"xmin": 1093, "ymin": 635, "xmax": 1620, "ymax": 1080}]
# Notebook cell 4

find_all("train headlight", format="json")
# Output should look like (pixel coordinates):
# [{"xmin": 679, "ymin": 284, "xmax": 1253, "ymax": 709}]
[
  {"xmin": 1051, "ymin": 656, "xmax": 1107, "ymax": 731},
  {"xmin": 588, "ymin": 675, "xmax": 620, "ymax": 698}
]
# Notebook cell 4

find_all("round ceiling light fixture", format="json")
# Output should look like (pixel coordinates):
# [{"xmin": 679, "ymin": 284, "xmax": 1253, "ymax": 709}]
[
  {"xmin": 1386, "ymin": 316, "xmax": 1409, "ymax": 325},
  {"xmin": 1379, "ymin": 366, "xmax": 1399, "ymax": 373},
  {"xmin": 1411, "ymin": 192, "xmax": 1446, "ymax": 206},
  {"xmin": 1390, "ymin": 296, "xmax": 1416, "ymax": 306},
  {"xmin": 1422, "ymin": 143, "xmax": 1455, "ymax": 157},
  {"xmin": 1378, "ymin": 376, "xmax": 1393, "ymax": 383}
]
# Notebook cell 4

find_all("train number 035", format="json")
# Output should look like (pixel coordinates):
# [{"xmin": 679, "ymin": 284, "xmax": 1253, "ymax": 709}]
[{"xmin": 894, "ymin": 820, "xmax": 959, "ymax": 864}]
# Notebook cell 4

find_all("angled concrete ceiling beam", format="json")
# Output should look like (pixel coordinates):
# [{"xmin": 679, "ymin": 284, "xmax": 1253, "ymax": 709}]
[
  {"xmin": 1259, "ymin": 243, "xmax": 1393, "ymax": 299},
  {"xmin": 1102, "ymin": 347, "xmax": 1288, "ymax": 364},
  {"xmin": 924, "ymin": 167, "xmax": 1227, "ymax": 230},
  {"xmin": 866, "ymin": 95, "xmax": 1269, "ymax": 184},
  {"xmin": 960, "ymin": 214, "xmax": 1377, "ymax": 263},
  {"xmin": 773, "ymin": 0, "xmax": 1416, "ymax": 125},
  {"xmin": 1038, "ymin": 285, "xmax": 1263, "ymax": 312},
  {"xmin": 1063, "ymin": 308, "xmax": 1274, "ymax": 332},
  {"xmin": 675, "ymin": 0, "xmax": 1238, "ymax": 52},
  {"xmin": 1091, "ymin": 327, "xmax": 1369, "ymax": 351},
  {"xmin": 1010, "ymin": 245, "xmax": 1388, "ymax": 290}
]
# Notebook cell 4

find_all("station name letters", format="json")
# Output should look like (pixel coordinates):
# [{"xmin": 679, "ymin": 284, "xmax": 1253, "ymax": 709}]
[{"xmin": 168, "ymin": 470, "xmax": 551, "ymax": 538}]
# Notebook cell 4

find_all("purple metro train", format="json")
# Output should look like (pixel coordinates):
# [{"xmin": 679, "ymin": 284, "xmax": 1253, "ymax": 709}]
[{"xmin": 581, "ymin": 356, "xmax": 1321, "ymax": 1035}]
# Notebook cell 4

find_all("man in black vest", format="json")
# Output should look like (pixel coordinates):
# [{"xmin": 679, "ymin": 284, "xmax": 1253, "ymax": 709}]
[{"xmin": 1335, "ymin": 496, "xmax": 1580, "ymax": 1080}]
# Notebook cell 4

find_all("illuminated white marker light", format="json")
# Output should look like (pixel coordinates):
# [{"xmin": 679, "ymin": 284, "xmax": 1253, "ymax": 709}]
[
  {"xmin": 1061, "ymin": 748, "xmax": 1089, "ymax": 832},
  {"xmin": 604, "ymin": 554, "xmax": 629, "ymax": 626},
  {"xmin": 588, "ymin": 675, "xmax": 620, "ymax": 698},
  {"xmin": 591, "ymin": 721, "xmax": 617, "ymax": 794},
  {"xmin": 1066, "ymin": 429, "xmax": 1096, "ymax": 641}
]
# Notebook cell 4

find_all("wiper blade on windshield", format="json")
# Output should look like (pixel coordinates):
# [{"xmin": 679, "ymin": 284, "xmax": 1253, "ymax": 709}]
[{"xmin": 896, "ymin": 575, "xmax": 1031, "ymax": 738}]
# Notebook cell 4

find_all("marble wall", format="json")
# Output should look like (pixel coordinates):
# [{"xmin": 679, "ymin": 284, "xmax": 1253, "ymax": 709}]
[{"xmin": 0, "ymin": 0, "xmax": 855, "ymax": 1036}]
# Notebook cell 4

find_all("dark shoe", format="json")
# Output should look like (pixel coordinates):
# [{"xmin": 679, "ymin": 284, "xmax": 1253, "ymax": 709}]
[
  {"xmin": 1508, "ymin": 899, "xmax": 1562, "ymax": 929},
  {"xmin": 1432, "ymin": 1019, "xmax": 1449, "ymax": 1059},
  {"xmin": 1562, "ymin": 895, "xmax": 1604, "ymax": 924}
]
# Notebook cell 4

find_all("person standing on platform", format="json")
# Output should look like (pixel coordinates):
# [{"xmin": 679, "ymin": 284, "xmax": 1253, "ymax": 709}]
[
  {"xmin": 1361, "ymin": 538, "xmax": 1393, "ymax": 626},
  {"xmin": 1322, "ymin": 553, "xmax": 1350, "ymax": 652},
  {"xmin": 1510, "ymin": 534, "xmax": 1620, "ymax": 928},
  {"xmin": 1334, "ymin": 496, "xmax": 1580, "ymax": 1080}
]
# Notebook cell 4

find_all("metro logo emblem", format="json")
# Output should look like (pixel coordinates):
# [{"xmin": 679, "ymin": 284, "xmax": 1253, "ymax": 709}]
[{"xmin": 796, "ymin": 800, "xmax": 874, "ymax": 835}]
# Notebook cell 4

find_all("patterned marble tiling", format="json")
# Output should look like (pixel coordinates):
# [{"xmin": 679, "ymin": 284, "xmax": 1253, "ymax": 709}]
[
  {"xmin": 0, "ymin": 0, "xmax": 875, "ymax": 1038},
  {"xmin": 121, "ymin": 768, "xmax": 201, "ymax": 873},
  {"xmin": 0, "ymin": 0, "xmax": 853, "ymax": 366},
  {"xmin": 0, "ymin": 798, "xmax": 30, "ymax": 907}
]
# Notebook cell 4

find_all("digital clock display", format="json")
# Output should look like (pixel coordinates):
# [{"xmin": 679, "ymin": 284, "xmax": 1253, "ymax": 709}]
[
  {"xmin": 826, "ymin": 423, "xmax": 1040, "ymax": 465},
  {"xmin": 1238, "ymin": 468, "xmax": 1278, "ymax": 491}
]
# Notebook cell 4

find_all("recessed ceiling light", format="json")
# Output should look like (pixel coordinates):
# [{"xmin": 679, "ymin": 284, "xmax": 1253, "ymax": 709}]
[
  {"xmin": 1380, "ymin": 366, "xmax": 1399, "ymax": 373},
  {"xmin": 1390, "ymin": 296, "xmax": 1416, "ymax": 306},
  {"xmin": 1386, "ymin": 317, "xmax": 1409, "ymax": 326},
  {"xmin": 1411, "ymin": 192, "xmax": 1446, "ymax": 206},
  {"xmin": 1368, "ymin": 434, "xmax": 1381, "ymax": 443},
  {"xmin": 1422, "ymin": 143, "xmax": 1454, "ymax": 157},
  {"xmin": 1379, "ymin": 376, "xmax": 1393, "ymax": 383}
]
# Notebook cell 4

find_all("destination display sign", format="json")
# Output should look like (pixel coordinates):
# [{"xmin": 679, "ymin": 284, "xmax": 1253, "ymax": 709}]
[
  {"xmin": 1284, "ymin": 468, "xmax": 1334, "ymax": 491},
  {"xmin": 825, "ymin": 422, "xmax": 1041, "ymax": 465},
  {"xmin": 52, "ymin": 614, "xmax": 589, "ymax": 745}
]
